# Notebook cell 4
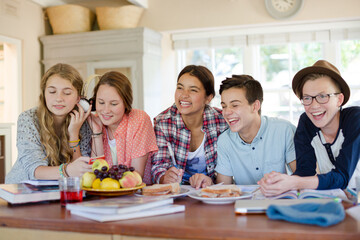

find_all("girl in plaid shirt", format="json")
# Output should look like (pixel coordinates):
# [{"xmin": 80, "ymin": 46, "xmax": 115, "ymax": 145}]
[{"xmin": 151, "ymin": 65, "xmax": 228, "ymax": 187}]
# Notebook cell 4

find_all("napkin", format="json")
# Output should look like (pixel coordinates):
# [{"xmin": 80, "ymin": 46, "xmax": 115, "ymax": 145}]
[{"xmin": 266, "ymin": 201, "xmax": 345, "ymax": 227}]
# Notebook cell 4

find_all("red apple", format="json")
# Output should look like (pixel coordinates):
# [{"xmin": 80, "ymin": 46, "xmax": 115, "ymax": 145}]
[
  {"xmin": 132, "ymin": 171, "xmax": 143, "ymax": 186},
  {"xmin": 119, "ymin": 171, "xmax": 138, "ymax": 188}
]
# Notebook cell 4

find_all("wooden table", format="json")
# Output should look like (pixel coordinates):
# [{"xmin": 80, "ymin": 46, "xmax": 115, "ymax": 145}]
[{"xmin": 0, "ymin": 196, "xmax": 358, "ymax": 240}]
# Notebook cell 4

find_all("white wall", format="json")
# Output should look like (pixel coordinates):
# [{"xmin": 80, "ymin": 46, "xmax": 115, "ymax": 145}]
[
  {"xmin": 1, "ymin": 0, "xmax": 360, "ymax": 112},
  {"xmin": 139, "ymin": 0, "xmax": 360, "ymax": 31},
  {"xmin": 138, "ymin": 0, "xmax": 360, "ymax": 111},
  {"xmin": 0, "ymin": 0, "xmax": 44, "ymax": 111}
]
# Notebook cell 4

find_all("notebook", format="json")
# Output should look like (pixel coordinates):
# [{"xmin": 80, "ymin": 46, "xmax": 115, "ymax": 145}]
[
  {"xmin": 21, "ymin": 179, "xmax": 59, "ymax": 186},
  {"xmin": 234, "ymin": 198, "xmax": 338, "ymax": 214},
  {"xmin": 71, "ymin": 204, "xmax": 185, "ymax": 222},
  {"xmin": 66, "ymin": 195, "xmax": 173, "ymax": 214}
]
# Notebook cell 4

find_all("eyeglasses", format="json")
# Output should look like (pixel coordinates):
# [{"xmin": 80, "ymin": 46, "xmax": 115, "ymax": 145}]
[{"xmin": 301, "ymin": 93, "xmax": 340, "ymax": 106}]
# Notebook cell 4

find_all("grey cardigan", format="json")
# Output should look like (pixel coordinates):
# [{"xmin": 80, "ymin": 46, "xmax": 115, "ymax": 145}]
[{"xmin": 5, "ymin": 107, "xmax": 92, "ymax": 184}]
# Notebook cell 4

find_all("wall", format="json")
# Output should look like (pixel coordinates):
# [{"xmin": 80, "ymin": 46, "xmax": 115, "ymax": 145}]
[
  {"xmin": 139, "ymin": 0, "xmax": 360, "ymax": 31},
  {"xmin": 0, "ymin": 0, "xmax": 44, "ymax": 111},
  {"xmin": 138, "ymin": 0, "xmax": 360, "ymax": 110},
  {"xmin": 1, "ymin": 0, "xmax": 360, "ymax": 112}
]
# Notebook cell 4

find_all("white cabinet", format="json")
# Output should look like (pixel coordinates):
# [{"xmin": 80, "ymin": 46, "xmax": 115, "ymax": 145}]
[{"xmin": 40, "ymin": 28, "xmax": 162, "ymax": 117}]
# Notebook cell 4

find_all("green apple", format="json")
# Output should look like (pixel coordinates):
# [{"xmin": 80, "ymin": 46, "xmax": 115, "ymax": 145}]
[
  {"xmin": 91, "ymin": 158, "xmax": 109, "ymax": 172},
  {"xmin": 82, "ymin": 172, "xmax": 96, "ymax": 188}
]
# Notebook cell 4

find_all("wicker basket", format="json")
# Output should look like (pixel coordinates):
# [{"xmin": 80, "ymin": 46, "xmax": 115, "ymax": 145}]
[
  {"xmin": 46, "ymin": 4, "xmax": 95, "ymax": 34},
  {"xmin": 96, "ymin": 5, "xmax": 144, "ymax": 30}
]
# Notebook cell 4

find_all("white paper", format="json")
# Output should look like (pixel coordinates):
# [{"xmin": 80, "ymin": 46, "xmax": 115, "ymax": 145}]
[{"xmin": 346, "ymin": 205, "xmax": 360, "ymax": 221}]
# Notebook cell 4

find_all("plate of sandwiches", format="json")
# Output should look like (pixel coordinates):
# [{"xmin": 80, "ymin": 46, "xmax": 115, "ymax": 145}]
[
  {"xmin": 188, "ymin": 184, "xmax": 252, "ymax": 204},
  {"xmin": 137, "ymin": 183, "xmax": 190, "ymax": 198}
]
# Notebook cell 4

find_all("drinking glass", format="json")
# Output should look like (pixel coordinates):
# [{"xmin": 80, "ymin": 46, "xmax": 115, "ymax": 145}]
[{"xmin": 59, "ymin": 177, "xmax": 83, "ymax": 207}]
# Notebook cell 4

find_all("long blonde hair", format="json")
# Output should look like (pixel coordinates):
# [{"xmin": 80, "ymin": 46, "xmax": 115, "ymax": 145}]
[{"xmin": 37, "ymin": 63, "xmax": 83, "ymax": 166}]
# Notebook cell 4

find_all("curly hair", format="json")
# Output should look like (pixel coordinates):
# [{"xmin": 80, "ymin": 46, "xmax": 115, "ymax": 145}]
[{"xmin": 37, "ymin": 63, "xmax": 83, "ymax": 166}]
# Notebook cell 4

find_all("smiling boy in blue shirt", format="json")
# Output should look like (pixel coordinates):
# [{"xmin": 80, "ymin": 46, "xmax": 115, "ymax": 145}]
[{"xmin": 191, "ymin": 75, "xmax": 296, "ymax": 188}]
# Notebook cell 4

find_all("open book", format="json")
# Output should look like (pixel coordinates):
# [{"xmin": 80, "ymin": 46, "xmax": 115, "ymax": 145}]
[
  {"xmin": 253, "ymin": 188, "xmax": 348, "ymax": 201},
  {"xmin": 66, "ymin": 195, "xmax": 173, "ymax": 214}
]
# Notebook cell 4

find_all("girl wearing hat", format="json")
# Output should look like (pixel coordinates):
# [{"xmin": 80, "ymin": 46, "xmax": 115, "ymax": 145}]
[{"xmin": 258, "ymin": 60, "xmax": 360, "ymax": 196}]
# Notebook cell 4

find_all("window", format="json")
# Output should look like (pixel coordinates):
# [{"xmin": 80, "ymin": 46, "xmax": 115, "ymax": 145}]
[
  {"xmin": 340, "ymin": 40, "xmax": 360, "ymax": 107},
  {"xmin": 182, "ymin": 48, "xmax": 243, "ymax": 107},
  {"xmin": 175, "ymin": 20, "xmax": 360, "ymax": 125},
  {"xmin": 259, "ymin": 42, "xmax": 323, "ymax": 124}
]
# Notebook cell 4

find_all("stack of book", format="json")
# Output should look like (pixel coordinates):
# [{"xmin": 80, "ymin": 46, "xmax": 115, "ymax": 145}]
[
  {"xmin": 66, "ymin": 195, "xmax": 185, "ymax": 222},
  {"xmin": 0, "ymin": 182, "xmax": 60, "ymax": 204}
]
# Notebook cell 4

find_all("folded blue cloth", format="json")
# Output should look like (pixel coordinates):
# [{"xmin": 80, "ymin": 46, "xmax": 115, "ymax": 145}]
[{"xmin": 266, "ymin": 201, "xmax": 345, "ymax": 227}]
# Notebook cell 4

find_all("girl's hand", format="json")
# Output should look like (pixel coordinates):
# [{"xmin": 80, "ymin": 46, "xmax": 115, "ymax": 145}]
[
  {"xmin": 66, "ymin": 156, "xmax": 92, "ymax": 177},
  {"xmin": 88, "ymin": 112, "xmax": 103, "ymax": 134},
  {"xmin": 189, "ymin": 173, "xmax": 213, "ymax": 189},
  {"xmin": 161, "ymin": 167, "xmax": 184, "ymax": 184},
  {"xmin": 68, "ymin": 104, "xmax": 92, "ymax": 137}
]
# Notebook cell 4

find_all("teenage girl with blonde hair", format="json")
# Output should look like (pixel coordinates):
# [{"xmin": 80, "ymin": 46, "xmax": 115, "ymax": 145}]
[{"xmin": 6, "ymin": 63, "xmax": 93, "ymax": 183}]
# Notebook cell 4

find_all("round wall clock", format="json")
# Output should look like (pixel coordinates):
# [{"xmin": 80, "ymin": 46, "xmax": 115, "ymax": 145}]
[{"xmin": 265, "ymin": 0, "xmax": 304, "ymax": 20}]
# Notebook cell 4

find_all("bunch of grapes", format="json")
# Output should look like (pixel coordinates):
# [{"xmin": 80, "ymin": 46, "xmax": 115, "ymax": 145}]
[{"xmin": 93, "ymin": 164, "xmax": 135, "ymax": 181}]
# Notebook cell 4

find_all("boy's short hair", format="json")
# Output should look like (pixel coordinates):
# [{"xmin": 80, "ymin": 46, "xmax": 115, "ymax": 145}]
[{"xmin": 219, "ymin": 75, "xmax": 264, "ymax": 115}]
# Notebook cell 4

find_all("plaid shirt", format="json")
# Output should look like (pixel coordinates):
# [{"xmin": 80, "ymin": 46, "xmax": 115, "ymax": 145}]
[{"xmin": 151, "ymin": 104, "xmax": 228, "ymax": 183}]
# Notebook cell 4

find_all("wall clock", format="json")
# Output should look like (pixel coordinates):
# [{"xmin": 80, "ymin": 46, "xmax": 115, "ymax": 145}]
[{"xmin": 265, "ymin": 0, "xmax": 304, "ymax": 20}]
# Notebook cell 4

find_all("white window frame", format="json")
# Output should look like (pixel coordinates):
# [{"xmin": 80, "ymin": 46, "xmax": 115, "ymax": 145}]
[{"xmin": 173, "ymin": 18, "xmax": 360, "ymax": 123}]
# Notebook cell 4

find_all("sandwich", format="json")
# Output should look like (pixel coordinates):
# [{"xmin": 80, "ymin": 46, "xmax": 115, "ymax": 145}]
[
  {"xmin": 199, "ymin": 185, "xmax": 242, "ymax": 198},
  {"xmin": 142, "ymin": 182, "xmax": 180, "ymax": 196}
]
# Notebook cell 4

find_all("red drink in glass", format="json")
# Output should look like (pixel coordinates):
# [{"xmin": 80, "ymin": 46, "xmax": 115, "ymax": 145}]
[
  {"xmin": 60, "ymin": 191, "xmax": 83, "ymax": 207},
  {"xmin": 59, "ymin": 177, "xmax": 83, "ymax": 207}
]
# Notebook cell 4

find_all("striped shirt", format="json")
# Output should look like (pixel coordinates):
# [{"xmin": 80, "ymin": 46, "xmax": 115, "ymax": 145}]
[{"xmin": 151, "ymin": 104, "xmax": 228, "ymax": 183}]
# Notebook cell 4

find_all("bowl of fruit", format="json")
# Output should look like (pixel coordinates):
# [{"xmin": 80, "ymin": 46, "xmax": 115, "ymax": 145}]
[{"xmin": 82, "ymin": 159, "xmax": 145, "ymax": 196}]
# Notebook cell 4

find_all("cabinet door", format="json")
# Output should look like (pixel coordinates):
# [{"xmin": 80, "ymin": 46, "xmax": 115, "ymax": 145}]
[{"xmin": 85, "ymin": 61, "xmax": 142, "ymax": 109}]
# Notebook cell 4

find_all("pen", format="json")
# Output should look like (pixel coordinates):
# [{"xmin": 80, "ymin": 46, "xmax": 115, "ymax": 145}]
[
  {"xmin": 251, "ymin": 187, "xmax": 261, "ymax": 194},
  {"xmin": 346, "ymin": 187, "xmax": 357, "ymax": 198},
  {"xmin": 166, "ymin": 142, "xmax": 178, "ymax": 169}
]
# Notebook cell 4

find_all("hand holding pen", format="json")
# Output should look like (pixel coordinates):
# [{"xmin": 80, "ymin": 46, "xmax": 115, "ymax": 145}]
[{"xmin": 161, "ymin": 142, "xmax": 183, "ymax": 184}]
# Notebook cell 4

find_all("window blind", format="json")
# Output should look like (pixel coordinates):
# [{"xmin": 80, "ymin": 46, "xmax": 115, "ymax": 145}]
[{"xmin": 172, "ymin": 19, "xmax": 360, "ymax": 50}]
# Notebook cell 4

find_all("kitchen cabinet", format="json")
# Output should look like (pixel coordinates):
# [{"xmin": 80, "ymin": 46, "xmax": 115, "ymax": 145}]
[{"xmin": 40, "ymin": 28, "xmax": 162, "ymax": 116}]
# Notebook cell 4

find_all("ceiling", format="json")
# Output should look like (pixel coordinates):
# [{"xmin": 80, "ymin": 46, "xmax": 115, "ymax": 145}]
[{"xmin": 31, "ymin": 0, "xmax": 147, "ymax": 8}]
